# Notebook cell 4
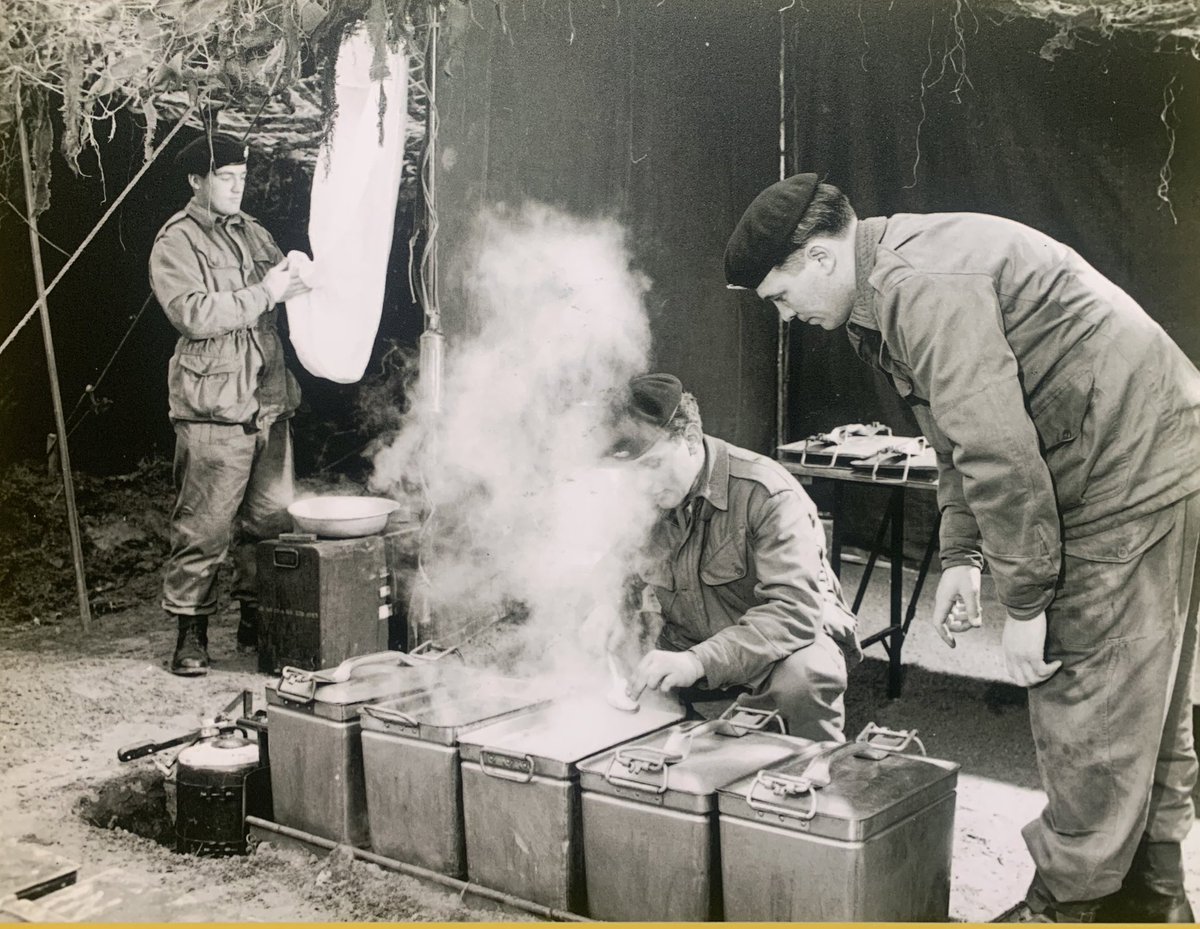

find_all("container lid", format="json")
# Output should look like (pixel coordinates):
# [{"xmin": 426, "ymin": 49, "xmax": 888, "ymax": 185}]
[
  {"xmin": 177, "ymin": 734, "xmax": 260, "ymax": 769},
  {"xmin": 265, "ymin": 651, "xmax": 463, "ymax": 721},
  {"xmin": 360, "ymin": 674, "xmax": 553, "ymax": 746},
  {"xmin": 716, "ymin": 739, "xmax": 960, "ymax": 842},
  {"xmin": 457, "ymin": 692, "xmax": 685, "ymax": 779},
  {"xmin": 578, "ymin": 710, "xmax": 808, "ymax": 814}
]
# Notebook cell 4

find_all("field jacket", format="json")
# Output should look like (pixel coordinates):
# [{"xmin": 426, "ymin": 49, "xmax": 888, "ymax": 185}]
[
  {"xmin": 149, "ymin": 199, "xmax": 300, "ymax": 428},
  {"xmin": 849, "ymin": 213, "xmax": 1200, "ymax": 619},
  {"xmin": 639, "ymin": 436, "xmax": 860, "ymax": 690}
]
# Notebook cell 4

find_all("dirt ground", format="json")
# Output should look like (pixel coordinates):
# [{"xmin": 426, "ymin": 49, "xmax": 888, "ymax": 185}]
[{"xmin": 1, "ymin": 464, "xmax": 1199, "ymax": 922}]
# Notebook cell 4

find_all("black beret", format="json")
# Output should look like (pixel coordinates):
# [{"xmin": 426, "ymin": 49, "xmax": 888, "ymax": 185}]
[
  {"xmin": 175, "ymin": 132, "xmax": 248, "ymax": 176},
  {"xmin": 607, "ymin": 373, "xmax": 683, "ymax": 461},
  {"xmin": 724, "ymin": 172, "xmax": 818, "ymax": 289}
]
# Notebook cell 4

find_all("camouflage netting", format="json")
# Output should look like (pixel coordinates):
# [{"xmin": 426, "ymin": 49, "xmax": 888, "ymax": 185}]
[
  {"xmin": 0, "ymin": 0, "xmax": 440, "ymax": 218},
  {"xmin": 992, "ymin": 1, "xmax": 1200, "ymax": 57}
]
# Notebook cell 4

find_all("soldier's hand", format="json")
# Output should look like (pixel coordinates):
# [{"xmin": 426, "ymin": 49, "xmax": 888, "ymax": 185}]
[
  {"xmin": 263, "ymin": 259, "xmax": 294, "ymax": 303},
  {"xmin": 631, "ymin": 649, "xmax": 704, "ymax": 693},
  {"xmin": 929, "ymin": 564, "xmax": 982, "ymax": 648},
  {"xmin": 1002, "ymin": 611, "xmax": 1061, "ymax": 687}
]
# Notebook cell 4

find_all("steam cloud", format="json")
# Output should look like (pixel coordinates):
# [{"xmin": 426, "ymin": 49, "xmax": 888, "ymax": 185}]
[{"xmin": 370, "ymin": 203, "xmax": 660, "ymax": 687}]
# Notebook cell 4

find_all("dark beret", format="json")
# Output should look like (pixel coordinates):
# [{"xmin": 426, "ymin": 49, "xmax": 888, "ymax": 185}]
[
  {"xmin": 175, "ymin": 133, "xmax": 248, "ymax": 176},
  {"xmin": 724, "ymin": 172, "xmax": 818, "ymax": 289},
  {"xmin": 607, "ymin": 373, "xmax": 683, "ymax": 461}
]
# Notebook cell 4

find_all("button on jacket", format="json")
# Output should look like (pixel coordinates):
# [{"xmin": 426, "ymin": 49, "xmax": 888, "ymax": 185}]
[
  {"xmin": 849, "ymin": 214, "xmax": 1200, "ymax": 618},
  {"xmin": 150, "ymin": 198, "xmax": 300, "ymax": 428},
  {"xmin": 640, "ymin": 435, "xmax": 860, "ymax": 690}
]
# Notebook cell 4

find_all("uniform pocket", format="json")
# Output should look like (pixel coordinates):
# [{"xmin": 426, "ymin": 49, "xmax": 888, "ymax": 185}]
[
  {"xmin": 1031, "ymin": 368, "xmax": 1092, "ymax": 511},
  {"xmin": 173, "ymin": 352, "xmax": 242, "ymax": 420},
  {"xmin": 1062, "ymin": 507, "xmax": 1175, "ymax": 564},
  {"xmin": 700, "ymin": 530, "xmax": 747, "ymax": 586}
]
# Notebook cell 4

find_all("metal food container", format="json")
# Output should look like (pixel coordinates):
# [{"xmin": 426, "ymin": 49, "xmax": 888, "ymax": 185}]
[
  {"xmin": 577, "ymin": 706, "xmax": 808, "ymax": 921},
  {"xmin": 265, "ymin": 648, "xmax": 460, "ymax": 846},
  {"xmin": 359, "ymin": 674, "xmax": 551, "ymax": 877},
  {"xmin": 716, "ymin": 725, "xmax": 960, "ymax": 922},
  {"xmin": 256, "ymin": 532, "xmax": 392, "ymax": 673},
  {"xmin": 457, "ymin": 693, "xmax": 685, "ymax": 914}
]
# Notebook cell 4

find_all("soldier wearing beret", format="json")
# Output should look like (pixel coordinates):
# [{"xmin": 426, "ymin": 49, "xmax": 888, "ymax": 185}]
[
  {"xmin": 604, "ymin": 373, "xmax": 861, "ymax": 741},
  {"xmin": 149, "ymin": 131, "xmax": 310, "ymax": 676},
  {"xmin": 725, "ymin": 174, "xmax": 1200, "ymax": 921}
]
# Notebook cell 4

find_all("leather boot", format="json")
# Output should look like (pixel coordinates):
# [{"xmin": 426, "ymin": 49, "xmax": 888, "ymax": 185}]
[
  {"xmin": 1102, "ymin": 840, "xmax": 1195, "ymax": 923},
  {"xmin": 170, "ymin": 614, "xmax": 209, "ymax": 677},
  {"xmin": 994, "ymin": 874, "xmax": 1111, "ymax": 923},
  {"xmin": 236, "ymin": 603, "xmax": 258, "ymax": 652}
]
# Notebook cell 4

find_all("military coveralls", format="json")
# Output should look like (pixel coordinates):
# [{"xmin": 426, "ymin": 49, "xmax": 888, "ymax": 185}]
[
  {"xmin": 639, "ymin": 435, "xmax": 862, "ymax": 741},
  {"xmin": 849, "ymin": 213, "xmax": 1200, "ymax": 904},
  {"xmin": 149, "ymin": 198, "xmax": 301, "ymax": 618}
]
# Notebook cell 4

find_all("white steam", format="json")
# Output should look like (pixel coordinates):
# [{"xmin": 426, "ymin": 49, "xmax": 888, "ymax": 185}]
[{"xmin": 370, "ymin": 203, "xmax": 659, "ymax": 688}]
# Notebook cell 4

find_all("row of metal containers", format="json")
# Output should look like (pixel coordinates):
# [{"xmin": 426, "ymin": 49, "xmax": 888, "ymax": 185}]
[{"xmin": 264, "ymin": 651, "xmax": 960, "ymax": 921}]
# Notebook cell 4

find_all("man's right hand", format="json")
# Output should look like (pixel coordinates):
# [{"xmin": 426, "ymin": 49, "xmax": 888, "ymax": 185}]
[{"xmin": 929, "ymin": 564, "xmax": 982, "ymax": 648}]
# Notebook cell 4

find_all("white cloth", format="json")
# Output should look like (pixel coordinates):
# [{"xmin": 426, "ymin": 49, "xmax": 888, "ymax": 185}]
[{"xmin": 286, "ymin": 25, "xmax": 408, "ymax": 383}]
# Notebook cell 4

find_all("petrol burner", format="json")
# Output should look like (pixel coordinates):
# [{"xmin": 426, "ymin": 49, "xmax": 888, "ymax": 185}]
[{"xmin": 175, "ymin": 734, "xmax": 265, "ymax": 857}]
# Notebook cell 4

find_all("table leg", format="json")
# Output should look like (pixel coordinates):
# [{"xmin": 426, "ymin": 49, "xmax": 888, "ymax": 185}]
[
  {"xmin": 887, "ymin": 489, "xmax": 905, "ymax": 698},
  {"xmin": 830, "ymin": 480, "xmax": 844, "ymax": 578}
]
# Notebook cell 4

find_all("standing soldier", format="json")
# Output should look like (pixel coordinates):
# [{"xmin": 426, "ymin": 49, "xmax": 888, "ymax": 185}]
[
  {"xmin": 149, "ymin": 132, "xmax": 310, "ymax": 676},
  {"xmin": 724, "ymin": 172, "xmax": 1200, "ymax": 922}
]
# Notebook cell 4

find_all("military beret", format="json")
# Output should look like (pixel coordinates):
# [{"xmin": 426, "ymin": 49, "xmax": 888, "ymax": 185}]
[
  {"xmin": 174, "ymin": 132, "xmax": 248, "ymax": 176},
  {"xmin": 724, "ymin": 172, "xmax": 819, "ymax": 289},
  {"xmin": 607, "ymin": 373, "xmax": 683, "ymax": 461}
]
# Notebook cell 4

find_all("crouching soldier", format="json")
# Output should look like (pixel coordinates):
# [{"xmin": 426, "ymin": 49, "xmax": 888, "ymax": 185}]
[{"xmin": 607, "ymin": 373, "xmax": 861, "ymax": 741}]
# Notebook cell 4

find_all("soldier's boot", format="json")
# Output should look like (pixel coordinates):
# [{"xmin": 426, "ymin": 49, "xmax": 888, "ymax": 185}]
[
  {"xmin": 1100, "ymin": 840, "xmax": 1194, "ymax": 923},
  {"xmin": 236, "ymin": 603, "xmax": 258, "ymax": 652},
  {"xmin": 170, "ymin": 614, "xmax": 209, "ymax": 677}
]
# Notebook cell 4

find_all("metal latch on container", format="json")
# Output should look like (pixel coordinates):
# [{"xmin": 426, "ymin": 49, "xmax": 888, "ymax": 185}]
[
  {"xmin": 745, "ymin": 769, "xmax": 818, "ymax": 821},
  {"xmin": 853, "ymin": 722, "xmax": 926, "ymax": 760},
  {"xmin": 479, "ymin": 749, "xmax": 535, "ymax": 784},
  {"xmin": 605, "ymin": 746, "xmax": 681, "ymax": 794},
  {"xmin": 718, "ymin": 705, "xmax": 785, "ymax": 735},
  {"xmin": 360, "ymin": 703, "xmax": 420, "ymax": 734},
  {"xmin": 408, "ymin": 641, "xmax": 465, "ymax": 664}
]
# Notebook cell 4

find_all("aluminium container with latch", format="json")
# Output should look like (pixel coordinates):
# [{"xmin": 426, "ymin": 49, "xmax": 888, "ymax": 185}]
[
  {"xmin": 359, "ymin": 673, "xmax": 552, "ymax": 877},
  {"xmin": 577, "ymin": 705, "xmax": 809, "ymax": 921},
  {"xmin": 264, "ymin": 646, "xmax": 461, "ymax": 846},
  {"xmin": 716, "ymin": 723, "xmax": 960, "ymax": 922},
  {"xmin": 456, "ymin": 692, "xmax": 685, "ymax": 915}
]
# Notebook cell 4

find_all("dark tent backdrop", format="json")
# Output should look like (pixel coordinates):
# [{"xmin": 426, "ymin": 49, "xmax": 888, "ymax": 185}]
[
  {"xmin": 779, "ymin": 0, "xmax": 1200, "ymax": 548},
  {"xmin": 783, "ymin": 0, "xmax": 1200, "ymax": 439},
  {"xmin": 433, "ymin": 0, "xmax": 783, "ymax": 452},
  {"xmin": 1, "ymin": 0, "xmax": 1196, "ymax": 536}
]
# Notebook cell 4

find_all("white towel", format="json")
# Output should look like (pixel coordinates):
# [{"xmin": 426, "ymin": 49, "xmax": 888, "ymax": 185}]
[{"xmin": 286, "ymin": 24, "xmax": 409, "ymax": 384}]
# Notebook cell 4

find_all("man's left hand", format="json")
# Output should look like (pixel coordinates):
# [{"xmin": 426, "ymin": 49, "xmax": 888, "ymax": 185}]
[
  {"xmin": 632, "ymin": 649, "xmax": 704, "ymax": 693},
  {"xmin": 1002, "ymin": 611, "xmax": 1062, "ymax": 687}
]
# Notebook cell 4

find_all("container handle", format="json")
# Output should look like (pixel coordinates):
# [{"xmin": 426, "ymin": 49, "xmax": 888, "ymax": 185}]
[
  {"xmin": 718, "ymin": 704, "xmax": 785, "ymax": 735},
  {"xmin": 479, "ymin": 749, "xmax": 535, "ymax": 784},
  {"xmin": 605, "ymin": 746, "xmax": 680, "ymax": 794},
  {"xmin": 277, "ymin": 650, "xmax": 420, "ymax": 701},
  {"xmin": 855, "ymin": 722, "xmax": 926, "ymax": 755},
  {"xmin": 409, "ymin": 641, "xmax": 465, "ymax": 664},
  {"xmin": 745, "ymin": 770, "xmax": 818, "ymax": 821}
]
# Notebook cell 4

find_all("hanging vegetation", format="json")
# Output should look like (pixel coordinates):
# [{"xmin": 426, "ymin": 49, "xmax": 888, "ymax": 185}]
[
  {"xmin": 990, "ymin": 1, "xmax": 1200, "ymax": 57},
  {"xmin": 0, "ymin": 0, "xmax": 438, "ymax": 216}
]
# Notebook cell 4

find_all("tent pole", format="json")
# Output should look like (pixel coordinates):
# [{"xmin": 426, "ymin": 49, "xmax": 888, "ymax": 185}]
[
  {"xmin": 0, "ymin": 102, "xmax": 196, "ymax": 360},
  {"xmin": 17, "ymin": 91, "xmax": 92, "ymax": 632},
  {"xmin": 775, "ymin": 10, "xmax": 790, "ymax": 452}
]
